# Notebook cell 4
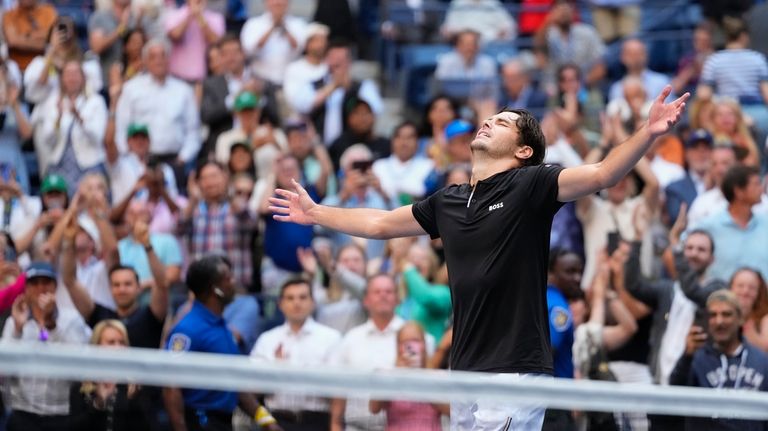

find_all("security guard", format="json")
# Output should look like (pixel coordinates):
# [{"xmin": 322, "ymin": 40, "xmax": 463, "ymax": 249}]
[{"xmin": 163, "ymin": 256, "xmax": 279, "ymax": 431}]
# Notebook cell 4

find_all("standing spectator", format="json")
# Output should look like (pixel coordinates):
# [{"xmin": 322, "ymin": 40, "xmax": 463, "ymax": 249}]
[
  {"xmin": 499, "ymin": 59, "xmax": 549, "ymax": 117},
  {"xmin": 303, "ymin": 41, "xmax": 384, "ymax": 146},
  {"xmin": 536, "ymin": 1, "xmax": 606, "ymax": 88},
  {"xmin": 113, "ymin": 28, "xmax": 148, "ymax": 83},
  {"xmin": 240, "ymin": 0, "xmax": 307, "ymax": 85},
  {"xmin": 665, "ymin": 130, "xmax": 714, "ymax": 224},
  {"xmin": 372, "ymin": 122, "xmax": 435, "ymax": 205},
  {"xmin": 24, "ymin": 17, "xmax": 103, "ymax": 105},
  {"xmin": 708, "ymin": 98, "xmax": 761, "ymax": 167},
  {"xmin": 1, "ymin": 262, "xmax": 91, "ymax": 431},
  {"xmin": 88, "ymin": 0, "xmax": 152, "ymax": 87},
  {"xmin": 687, "ymin": 144, "xmax": 737, "ymax": 226},
  {"xmin": 698, "ymin": 17, "xmax": 768, "ymax": 141},
  {"xmin": 441, "ymin": 0, "xmax": 517, "ymax": 43},
  {"xmin": 165, "ymin": 0, "xmax": 225, "ymax": 83},
  {"xmin": 283, "ymin": 22, "xmax": 330, "ymax": 116},
  {"xmin": 115, "ymin": 38, "xmax": 200, "ymax": 178},
  {"xmin": 30, "ymin": 60, "xmax": 108, "ymax": 196},
  {"xmin": 284, "ymin": 119, "xmax": 335, "ymax": 200},
  {"xmin": 547, "ymin": 248, "xmax": 581, "ymax": 379},
  {"xmin": 250, "ymin": 278, "xmax": 341, "ymax": 430},
  {"xmin": 695, "ymin": 165, "xmax": 768, "ymax": 281},
  {"xmin": 327, "ymin": 97, "xmax": 390, "ymax": 171},
  {"xmin": 588, "ymin": 0, "xmax": 641, "ymax": 43},
  {"xmin": 731, "ymin": 268, "xmax": 768, "ymax": 351},
  {"xmin": 13, "ymin": 174, "xmax": 68, "ymax": 261},
  {"xmin": 164, "ymin": 256, "xmax": 278, "ymax": 431},
  {"xmin": 671, "ymin": 23, "xmax": 714, "ymax": 97},
  {"xmin": 0, "ymin": 83, "xmax": 33, "ymax": 194},
  {"xmin": 418, "ymin": 95, "xmax": 458, "ymax": 162},
  {"xmin": 608, "ymin": 39, "xmax": 670, "ymax": 102},
  {"xmin": 671, "ymin": 289, "xmax": 768, "ymax": 431},
  {"xmin": 179, "ymin": 161, "xmax": 258, "ymax": 290},
  {"xmin": 434, "ymin": 30, "xmax": 498, "ymax": 81},
  {"xmin": 1, "ymin": 0, "xmax": 57, "ymax": 70}
]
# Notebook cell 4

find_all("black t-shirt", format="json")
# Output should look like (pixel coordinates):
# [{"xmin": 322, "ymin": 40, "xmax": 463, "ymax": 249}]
[
  {"xmin": 88, "ymin": 304, "xmax": 165, "ymax": 349},
  {"xmin": 412, "ymin": 164, "xmax": 565, "ymax": 374}
]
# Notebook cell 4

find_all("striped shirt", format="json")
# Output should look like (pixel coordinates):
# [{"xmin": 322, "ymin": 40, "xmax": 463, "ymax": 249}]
[{"xmin": 701, "ymin": 49, "xmax": 768, "ymax": 103}]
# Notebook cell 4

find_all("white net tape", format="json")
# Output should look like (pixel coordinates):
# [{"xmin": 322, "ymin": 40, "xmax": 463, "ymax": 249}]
[{"xmin": 1, "ymin": 342, "xmax": 767, "ymax": 419}]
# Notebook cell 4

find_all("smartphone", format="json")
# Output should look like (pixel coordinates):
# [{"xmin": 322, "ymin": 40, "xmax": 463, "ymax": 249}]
[
  {"xmin": 607, "ymin": 231, "xmax": 621, "ymax": 256},
  {"xmin": 403, "ymin": 340, "xmax": 424, "ymax": 367},
  {"xmin": 0, "ymin": 163, "xmax": 11, "ymax": 182},
  {"xmin": 351, "ymin": 160, "xmax": 373, "ymax": 172}
]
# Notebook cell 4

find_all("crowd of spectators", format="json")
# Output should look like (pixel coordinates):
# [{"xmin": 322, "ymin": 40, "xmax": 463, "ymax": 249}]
[{"xmin": 0, "ymin": 0, "xmax": 768, "ymax": 430}]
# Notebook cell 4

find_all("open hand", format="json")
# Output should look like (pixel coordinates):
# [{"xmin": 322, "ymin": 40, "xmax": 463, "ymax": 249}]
[
  {"xmin": 646, "ymin": 86, "xmax": 689, "ymax": 136},
  {"xmin": 269, "ymin": 179, "xmax": 318, "ymax": 225}
]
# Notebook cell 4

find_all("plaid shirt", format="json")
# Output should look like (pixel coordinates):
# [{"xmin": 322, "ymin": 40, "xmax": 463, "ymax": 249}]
[{"xmin": 179, "ymin": 200, "xmax": 257, "ymax": 288}]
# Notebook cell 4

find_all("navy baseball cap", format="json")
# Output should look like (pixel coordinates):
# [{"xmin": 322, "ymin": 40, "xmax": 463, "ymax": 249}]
[
  {"xmin": 445, "ymin": 119, "xmax": 474, "ymax": 140},
  {"xmin": 26, "ymin": 261, "xmax": 58, "ymax": 281},
  {"xmin": 686, "ymin": 129, "xmax": 713, "ymax": 148}
]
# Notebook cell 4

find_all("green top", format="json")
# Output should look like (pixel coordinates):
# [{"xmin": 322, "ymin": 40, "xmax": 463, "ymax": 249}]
[{"xmin": 396, "ymin": 266, "xmax": 452, "ymax": 341}]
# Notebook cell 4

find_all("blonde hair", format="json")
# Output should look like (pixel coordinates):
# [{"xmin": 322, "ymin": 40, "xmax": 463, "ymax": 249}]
[{"xmin": 90, "ymin": 319, "xmax": 130, "ymax": 345}]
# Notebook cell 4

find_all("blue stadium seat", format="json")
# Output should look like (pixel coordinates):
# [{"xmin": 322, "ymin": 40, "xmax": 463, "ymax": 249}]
[{"xmin": 400, "ymin": 44, "xmax": 451, "ymax": 108}]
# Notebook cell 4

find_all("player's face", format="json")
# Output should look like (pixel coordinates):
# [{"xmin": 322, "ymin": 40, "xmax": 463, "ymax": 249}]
[{"xmin": 472, "ymin": 112, "xmax": 520, "ymax": 159}]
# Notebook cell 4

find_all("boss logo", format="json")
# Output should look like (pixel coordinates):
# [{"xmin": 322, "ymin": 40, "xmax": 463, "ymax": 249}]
[{"xmin": 488, "ymin": 202, "xmax": 504, "ymax": 212}]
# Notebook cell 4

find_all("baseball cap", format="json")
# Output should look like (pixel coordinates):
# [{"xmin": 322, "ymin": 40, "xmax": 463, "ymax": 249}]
[
  {"xmin": 284, "ymin": 118, "xmax": 308, "ymax": 134},
  {"xmin": 305, "ymin": 22, "xmax": 330, "ymax": 40},
  {"xmin": 445, "ymin": 119, "xmax": 474, "ymax": 140},
  {"xmin": 685, "ymin": 129, "xmax": 713, "ymax": 148},
  {"xmin": 26, "ymin": 261, "xmax": 58, "ymax": 281},
  {"xmin": 234, "ymin": 91, "xmax": 261, "ymax": 112},
  {"xmin": 127, "ymin": 123, "xmax": 150, "ymax": 138},
  {"xmin": 40, "ymin": 174, "xmax": 68, "ymax": 194}
]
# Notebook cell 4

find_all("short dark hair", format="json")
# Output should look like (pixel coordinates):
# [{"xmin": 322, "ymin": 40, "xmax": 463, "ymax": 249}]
[
  {"xmin": 195, "ymin": 160, "xmax": 227, "ymax": 180},
  {"xmin": 686, "ymin": 229, "xmax": 716, "ymax": 255},
  {"xmin": 278, "ymin": 277, "xmax": 313, "ymax": 300},
  {"xmin": 721, "ymin": 165, "xmax": 759, "ymax": 203},
  {"xmin": 109, "ymin": 264, "xmax": 140, "ymax": 284},
  {"xmin": 548, "ymin": 247, "xmax": 579, "ymax": 272},
  {"xmin": 393, "ymin": 121, "xmax": 418, "ymax": 137},
  {"xmin": 217, "ymin": 33, "xmax": 241, "ymax": 49},
  {"xmin": 498, "ymin": 108, "xmax": 546, "ymax": 166},
  {"xmin": 186, "ymin": 255, "xmax": 231, "ymax": 297}
]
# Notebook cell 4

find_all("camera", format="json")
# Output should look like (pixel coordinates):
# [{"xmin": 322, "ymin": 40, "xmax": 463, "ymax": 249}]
[
  {"xmin": 350, "ymin": 160, "xmax": 373, "ymax": 172},
  {"xmin": 56, "ymin": 21, "xmax": 71, "ymax": 42}
]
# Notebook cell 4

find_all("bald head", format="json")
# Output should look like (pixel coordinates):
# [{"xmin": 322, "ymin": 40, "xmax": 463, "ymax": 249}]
[
  {"xmin": 621, "ymin": 39, "xmax": 648, "ymax": 74},
  {"xmin": 502, "ymin": 60, "xmax": 530, "ymax": 98}
]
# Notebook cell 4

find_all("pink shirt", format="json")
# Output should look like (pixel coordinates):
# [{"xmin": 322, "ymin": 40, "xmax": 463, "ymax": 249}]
[
  {"xmin": 0, "ymin": 274, "xmax": 26, "ymax": 313},
  {"xmin": 164, "ymin": 6, "xmax": 225, "ymax": 82},
  {"xmin": 385, "ymin": 400, "xmax": 442, "ymax": 431}
]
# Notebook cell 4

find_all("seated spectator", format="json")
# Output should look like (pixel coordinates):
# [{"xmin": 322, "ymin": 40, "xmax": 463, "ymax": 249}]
[
  {"xmin": 435, "ymin": 30, "xmax": 498, "ymax": 81},
  {"xmin": 115, "ymin": 38, "xmax": 200, "ymax": 176},
  {"xmin": 62, "ymin": 211, "xmax": 169, "ymax": 350},
  {"xmin": 13, "ymin": 174, "xmax": 69, "ymax": 261},
  {"xmin": 328, "ymin": 97, "xmax": 390, "ymax": 172},
  {"xmin": 369, "ymin": 321, "xmax": 447, "ymax": 430},
  {"xmin": 284, "ymin": 119, "xmax": 335, "ymax": 200},
  {"xmin": 321, "ymin": 145, "xmax": 391, "ymax": 260},
  {"xmin": 1, "ymin": 0, "xmax": 57, "ymax": 71},
  {"xmin": 301, "ymin": 41, "xmax": 384, "ymax": 145},
  {"xmin": 588, "ymin": 0, "xmax": 641, "ymax": 43},
  {"xmin": 1, "ymin": 262, "xmax": 91, "ymax": 429},
  {"xmin": 708, "ymin": 98, "xmax": 761, "ymax": 167},
  {"xmin": 671, "ymin": 23, "xmax": 714, "ymax": 97},
  {"xmin": 283, "ymin": 22, "xmax": 330, "ymax": 115},
  {"xmin": 31, "ymin": 60, "xmax": 108, "ymax": 196},
  {"xmin": 250, "ymin": 278, "xmax": 341, "ymax": 429},
  {"xmin": 215, "ymin": 90, "xmax": 287, "ymax": 181},
  {"xmin": 694, "ymin": 166, "xmax": 768, "ymax": 281},
  {"xmin": 372, "ymin": 122, "xmax": 434, "ymax": 205},
  {"xmin": 69, "ymin": 320, "xmax": 152, "ymax": 431},
  {"xmin": 418, "ymin": 95, "xmax": 459, "ymax": 159},
  {"xmin": 0, "ymin": 82, "xmax": 33, "ymax": 194},
  {"xmin": 550, "ymin": 63, "xmax": 603, "ymax": 134},
  {"xmin": 88, "ymin": 0, "xmax": 153, "ymax": 87},
  {"xmin": 665, "ymin": 130, "xmax": 714, "ymax": 224},
  {"xmin": 671, "ymin": 290, "xmax": 768, "ymax": 430},
  {"xmin": 698, "ymin": 17, "xmax": 768, "ymax": 142},
  {"xmin": 608, "ymin": 39, "xmax": 670, "ymax": 103},
  {"xmin": 165, "ymin": 0, "xmax": 225, "ymax": 83},
  {"xmin": 499, "ymin": 59, "xmax": 549, "ymax": 117},
  {"xmin": 24, "ymin": 17, "xmax": 103, "ymax": 105},
  {"xmin": 536, "ymin": 1, "xmax": 606, "ymax": 88},
  {"xmin": 180, "ymin": 161, "xmax": 258, "ymax": 290},
  {"xmin": 397, "ymin": 243, "xmax": 451, "ymax": 342},
  {"xmin": 241, "ymin": 0, "xmax": 307, "ymax": 85},
  {"xmin": 441, "ymin": 0, "xmax": 517, "ymax": 43},
  {"xmin": 687, "ymin": 145, "xmax": 738, "ymax": 226},
  {"xmin": 118, "ymin": 201, "xmax": 183, "ymax": 287}
]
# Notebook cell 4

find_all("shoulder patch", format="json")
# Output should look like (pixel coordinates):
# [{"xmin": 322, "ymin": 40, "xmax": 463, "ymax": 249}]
[
  {"xmin": 169, "ymin": 333, "xmax": 191, "ymax": 353},
  {"xmin": 550, "ymin": 306, "xmax": 572, "ymax": 332}
]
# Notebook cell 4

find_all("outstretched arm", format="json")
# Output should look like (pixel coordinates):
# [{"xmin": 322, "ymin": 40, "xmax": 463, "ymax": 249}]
[
  {"xmin": 269, "ymin": 179, "xmax": 426, "ymax": 240},
  {"xmin": 557, "ymin": 86, "xmax": 689, "ymax": 202}
]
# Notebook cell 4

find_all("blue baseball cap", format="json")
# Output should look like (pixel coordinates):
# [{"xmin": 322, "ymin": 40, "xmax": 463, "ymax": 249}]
[
  {"xmin": 686, "ymin": 129, "xmax": 713, "ymax": 148},
  {"xmin": 445, "ymin": 119, "xmax": 474, "ymax": 140},
  {"xmin": 26, "ymin": 261, "xmax": 58, "ymax": 281}
]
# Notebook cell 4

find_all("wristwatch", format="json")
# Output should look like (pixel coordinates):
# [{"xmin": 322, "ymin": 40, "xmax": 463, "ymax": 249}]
[{"xmin": 144, "ymin": 244, "xmax": 153, "ymax": 253}]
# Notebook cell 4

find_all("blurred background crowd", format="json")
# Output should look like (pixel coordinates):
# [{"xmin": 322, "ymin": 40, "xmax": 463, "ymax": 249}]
[{"xmin": 1, "ymin": 0, "xmax": 768, "ymax": 430}]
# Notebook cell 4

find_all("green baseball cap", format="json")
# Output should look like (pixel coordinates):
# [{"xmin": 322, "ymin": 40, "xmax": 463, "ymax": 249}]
[
  {"xmin": 40, "ymin": 174, "xmax": 68, "ymax": 194},
  {"xmin": 127, "ymin": 123, "xmax": 150, "ymax": 138},
  {"xmin": 234, "ymin": 91, "xmax": 260, "ymax": 112}
]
